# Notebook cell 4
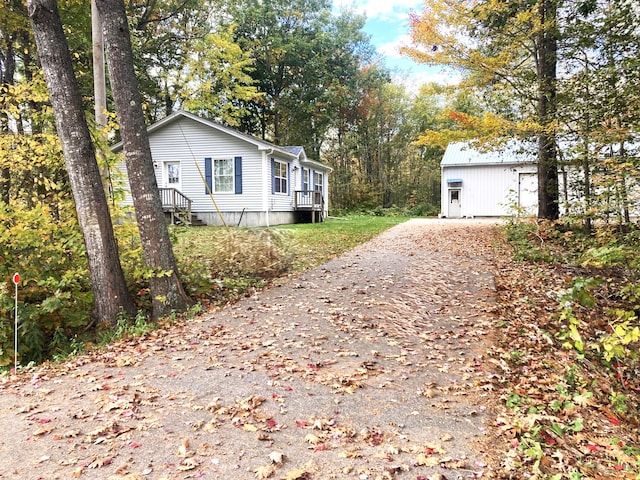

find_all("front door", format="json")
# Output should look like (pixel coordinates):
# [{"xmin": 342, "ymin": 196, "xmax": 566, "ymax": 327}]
[
  {"xmin": 448, "ymin": 188, "xmax": 462, "ymax": 218},
  {"xmin": 164, "ymin": 161, "xmax": 181, "ymax": 190}
]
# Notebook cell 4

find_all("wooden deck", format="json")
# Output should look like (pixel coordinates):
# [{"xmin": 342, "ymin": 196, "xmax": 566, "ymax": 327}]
[
  {"xmin": 159, "ymin": 188, "xmax": 325, "ymax": 225},
  {"xmin": 159, "ymin": 188, "xmax": 193, "ymax": 225},
  {"xmin": 295, "ymin": 190, "xmax": 325, "ymax": 223}
]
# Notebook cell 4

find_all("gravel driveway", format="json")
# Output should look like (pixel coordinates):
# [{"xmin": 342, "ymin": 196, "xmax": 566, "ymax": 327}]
[{"xmin": 0, "ymin": 218, "xmax": 502, "ymax": 480}]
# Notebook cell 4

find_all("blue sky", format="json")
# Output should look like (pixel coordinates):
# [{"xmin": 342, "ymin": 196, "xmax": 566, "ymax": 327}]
[{"xmin": 333, "ymin": 0, "xmax": 459, "ymax": 90}]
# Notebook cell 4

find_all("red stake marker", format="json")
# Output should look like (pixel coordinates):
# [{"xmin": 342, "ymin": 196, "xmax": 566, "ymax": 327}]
[{"xmin": 12, "ymin": 273, "xmax": 19, "ymax": 374}]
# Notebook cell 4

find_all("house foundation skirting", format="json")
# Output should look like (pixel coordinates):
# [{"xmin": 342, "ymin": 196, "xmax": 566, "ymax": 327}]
[{"xmin": 194, "ymin": 210, "xmax": 297, "ymax": 227}]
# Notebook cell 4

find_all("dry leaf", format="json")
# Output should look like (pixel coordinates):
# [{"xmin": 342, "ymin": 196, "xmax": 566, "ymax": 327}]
[
  {"xmin": 338, "ymin": 449, "xmax": 362, "ymax": 459},
  {"xmin": 284, "ymin": 468, "xmax": 307, "ymax": 480},
  {"xmin": 442, "ymin": 458, "xmax": 467, "ymax": 469},
  {"xmin": 177, "ymin": 438, "xmax": 190, "ymax": 458},
  {"xmin": 115, "ymin": 356, "xmax": 136, "ymax": 367},
  {"xmin": 88, "ymin": 457, "xmax": 112, "ymax": 469},
  {"xmin": 32, "ymin": 424, "xmax": 54, "ymax": 436},
  {"xmin": 176, "ymin": 457, "xmax": 199, "ymax": 471},
  {"xmin": 386, "ymin": 445, "xmax": 399, "ymax": 455},
  {"xmin": 416, "ymin": 454, "xmax": 439, "ymax": 467},
  {"xmin": 304, "ymin": 433, "xmax": 321, "ymax": 445},
  {"xmin": 254, "ymin": 464, "xmax": 276, "ymax": 479}
]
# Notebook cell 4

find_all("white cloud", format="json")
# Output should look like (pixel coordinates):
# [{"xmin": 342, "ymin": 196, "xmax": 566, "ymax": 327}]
[
  {"xmin": 333, "ymin": 0, "xmax": 461, "ymax": 90},
  {"xmin": 377, "ymin": 33, "xmax": 412, "ymax": 59},
  {"xmin": 388, "ymin": 66, "xmax": 462, "ymax": 94},
  {"xmin": 333, "ymin": 0, "xmax": 423, "ymax": 21}
]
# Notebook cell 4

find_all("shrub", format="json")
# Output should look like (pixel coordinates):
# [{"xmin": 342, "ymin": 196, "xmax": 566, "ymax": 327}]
[
  {"xmin": 0, "ymin": 203, "xmax": 92, "ymax": 366},
  {"xmin": 173, "ymin": 227, "xmax": 294, "ymax": 302}
]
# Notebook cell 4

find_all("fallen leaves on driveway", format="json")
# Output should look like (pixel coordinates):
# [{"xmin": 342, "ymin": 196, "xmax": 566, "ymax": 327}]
[{"xmin": 0, "ymin": 219, "xmax": 541, "ymax": 479}]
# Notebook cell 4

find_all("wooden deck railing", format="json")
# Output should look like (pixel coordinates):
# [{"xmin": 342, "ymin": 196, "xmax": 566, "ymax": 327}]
[
  {"xmin": 295, "ymin": 190, "xmax": 324, "ymax": 223},
  {"xmin": 159, "ymin": 188, "xmax": 192, "ymax": 224}
]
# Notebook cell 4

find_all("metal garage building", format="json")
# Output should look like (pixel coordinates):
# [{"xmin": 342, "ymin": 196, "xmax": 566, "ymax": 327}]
[{"xmin": 440, "ymin": 142, "xmax": 537, "ymax": 218}]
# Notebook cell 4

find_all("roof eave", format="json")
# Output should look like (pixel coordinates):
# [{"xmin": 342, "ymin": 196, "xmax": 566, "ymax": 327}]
[{"xmin": 442, "ymin": 161, "xmax": 537, "ymax": 167}]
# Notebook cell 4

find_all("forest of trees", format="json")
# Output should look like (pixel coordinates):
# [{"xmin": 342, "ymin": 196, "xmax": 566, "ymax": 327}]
[{"xmin": 0, "ymin": 0, "xmax": 639, "ymax": 364}]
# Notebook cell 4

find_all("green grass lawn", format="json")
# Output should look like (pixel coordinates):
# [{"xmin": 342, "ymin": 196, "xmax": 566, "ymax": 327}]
[
  {"xmin": 273, "ymin": 215, "xmax": 410, "ymax": 271},
  {"xmin": 171, "ymin": 215, "xmax": 409, "ymax": 303}
]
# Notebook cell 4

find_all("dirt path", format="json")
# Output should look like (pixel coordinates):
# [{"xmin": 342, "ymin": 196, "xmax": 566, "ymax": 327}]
[{"xmin": 0, "ymin": 219, "xmax": 503, "ymax": 480}]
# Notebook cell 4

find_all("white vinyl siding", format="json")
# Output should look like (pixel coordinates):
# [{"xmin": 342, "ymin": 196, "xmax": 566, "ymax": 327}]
[
  {"xmin": 116, "ymin": 112, "xmax": 331, "ymax": 225},
  {"xmin": 146, "ymin": 117, "xmax": 263, "ymax": 211}
]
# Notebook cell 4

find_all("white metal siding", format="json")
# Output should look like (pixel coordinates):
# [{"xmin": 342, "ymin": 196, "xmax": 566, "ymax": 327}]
[{"xmin": 441, "ymin": 164, "xmax": 537, "ymax": 217}]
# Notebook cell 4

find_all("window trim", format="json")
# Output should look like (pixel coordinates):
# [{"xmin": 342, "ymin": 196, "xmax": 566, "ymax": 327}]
[
  {"xmin": 313, "ymin": 171, "xmax": 323, "ymax": 192},
  {"xmin": 273, "ymin": 159, "xmax": 289, "ymax": 195},
  {"xmin": 212, "ymin": 158, "xmax": 234, "ymax": 194}
]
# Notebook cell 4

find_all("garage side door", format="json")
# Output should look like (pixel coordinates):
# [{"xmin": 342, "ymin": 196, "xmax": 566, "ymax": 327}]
[{"xmin": 519, "ymin": 173, "xmax": 538, "ymax": 216}]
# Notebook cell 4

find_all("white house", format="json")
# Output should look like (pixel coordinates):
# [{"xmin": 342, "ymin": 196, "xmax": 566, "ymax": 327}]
[
  {"xmin": 112, "ymin": 110, "xmax": 331, "ymax": 227},
  {"xmin": 440, "ymin": 142, "xmax": 538, "ymax": 218}
]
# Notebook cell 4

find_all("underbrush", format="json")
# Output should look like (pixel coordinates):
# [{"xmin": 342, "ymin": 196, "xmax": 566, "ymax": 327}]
[
  {"xmin": 494, "ymin": 217, "xmax": 640, "ymax": 479},
  {"xmin": 333, "ymin": 204, "xmax": 438, "ymax": 218},
  {"xmin": 1, "ymin": 215, "xmax": 404, "ymax": 369},
  {"xmin": 173, "ymin": 227, "xmax": 294, "ymax": 305}
]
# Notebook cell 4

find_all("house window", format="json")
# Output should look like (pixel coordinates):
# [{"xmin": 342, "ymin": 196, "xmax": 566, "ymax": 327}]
[
  {"xmin": 167, "ymin": 164, "xmax": 180, "ymax": 184},
  {"xmin": 314, "ymin": 171, "xmax": 323, "ymax": 192},
  {"xmin": 214, "ymin": 158, "xmax": 234, "ymax": 193},
  {"xmin": 302, "ymin": 168, "xmax": 309, "ymax": 191},
  {"xmin": 274, "ymin": 160, "xmax": 288, "ymax": 194}
]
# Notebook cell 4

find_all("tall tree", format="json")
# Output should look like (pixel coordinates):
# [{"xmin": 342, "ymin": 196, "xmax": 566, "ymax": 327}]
[
  {"xmin": 535, "ymin": 0, "xmax": 560, "ymax": 219},
  {"xmin": 559, "ymin": 0, "xmax": 640, "ymax": 228},
  {"xmin": 178, "ymin": 25, "xmax": 260, "ymax": 126},
  {"xmin": 95, "ymin": 0, "xmax": 192, "ymax": 320},
  {"xmin": 403, "ymin": 0, "xmax": 561, "ymax": 219},
  {"xmin": 26, "ymin": 0, "xmax": 136, "ymax": 325},
  {"xmin": 125, "ymin": 0, "xmax": 213, "ymax": 123},
  {"xmin": 225, "ymin": 0, "xmax": 373, "ymax": 152}
]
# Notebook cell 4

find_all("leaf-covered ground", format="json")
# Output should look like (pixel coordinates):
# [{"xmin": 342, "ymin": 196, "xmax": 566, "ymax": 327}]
[
  {"xmin": 489, "ymin": 229, "xmax": 640, "ymax": 480},
  {"xmin": 0, "ymin": 219, "xmax": 637, "ymax": 479}
]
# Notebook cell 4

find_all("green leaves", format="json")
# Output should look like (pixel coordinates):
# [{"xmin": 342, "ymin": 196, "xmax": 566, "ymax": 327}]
[{"xmin": 0, "ymin": 203, "xmax": 92, "ymax": 365}]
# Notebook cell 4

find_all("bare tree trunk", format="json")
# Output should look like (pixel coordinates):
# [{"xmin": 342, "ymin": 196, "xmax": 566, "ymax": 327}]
[
  {"xmin": 95, "ymin": 0, "xmax": 192, "ymax": 320},
  {"xmin": 27, "ymin": 0, "xmax": 136, "ymax": 325},
  {"xmin": 92, "ymin": 0, "xmax": 107, "ymax": 129},
  {"xmin": 535, "ymin": 0, "xmax": 560, "ymax": 220}
]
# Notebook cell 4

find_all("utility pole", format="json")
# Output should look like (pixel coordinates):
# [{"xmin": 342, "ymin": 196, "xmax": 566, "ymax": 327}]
[
  {"xmin": 92, "ymin": 0, "xmax": 112, "ymax": 197},
  {"xmin": 92, "ymin": 0, "xmax": 107, "ymax": 128}
]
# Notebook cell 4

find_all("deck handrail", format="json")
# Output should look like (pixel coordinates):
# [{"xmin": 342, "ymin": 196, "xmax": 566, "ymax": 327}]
[
  {"xmin": 158, "ymin": 188, "xmax": 192, "ymax": 224},
  {"xmin": 294, "ymin": 190, "xmax": 323, "ymax": 210}
]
